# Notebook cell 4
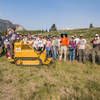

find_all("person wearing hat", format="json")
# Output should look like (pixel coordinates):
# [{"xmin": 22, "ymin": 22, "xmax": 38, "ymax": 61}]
[
  {"xmin": 77, "ymin": 35, "xmax": 87, "ymax": 64},
  {"xmin": 91, "ymin": 34, "xmax": 100, "ymax": 63},
  {"xmin": 69, "ymin": 36, "xmax": 76, "ymax": 62},
  {"xmin": 60, "ymin": 32, "xmax": 69, "ymax": 62}
]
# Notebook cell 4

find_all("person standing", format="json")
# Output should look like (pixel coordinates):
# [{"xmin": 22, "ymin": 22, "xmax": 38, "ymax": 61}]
[
  {"xmin": 69, "ymin": 36, "xmax": 76, "ymax": 62},
  {"xmin": 91, "ymin": 34, "xmax": 100, "ymax": 64},
  {"xmin": 60, "ymin": 32, "xmax": 69, "ymax": 62},
  {"xmin": 77, "ymin": 35, "xmax": 87, "ymax": 64},
  {"xmin": 9, "ymin": 28, "xmax": 17, "ymax": 58},
  {"xmin": 57, "ymin": 36, "xmax": 61, "ymax": 56},
  {"xmin": 51, "ymin": 36, "xmax": 58, "ymax": 61},
  {"xmin": 4, "ymin": 35, "xmax": 9, "ymax": 57},
  {"xmin": 38, "ymin": 37, "xmax": 44, "ymax": 51},
  {"xmin": 45, "ymin": 38, "xmax": 52, "ymax": 59}
]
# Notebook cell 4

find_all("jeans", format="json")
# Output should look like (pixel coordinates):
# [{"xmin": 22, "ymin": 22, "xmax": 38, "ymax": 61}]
[
  {"xmin": 69, "ymin": 48, "xmax": 75, "ymax": 62},
  {"xmin": 45, "ymin": 47, "xmax": 50, "ymax": 59},
  {"xmin": 51, "ymin": 47, "xmax": 57, "ymax": 61}
]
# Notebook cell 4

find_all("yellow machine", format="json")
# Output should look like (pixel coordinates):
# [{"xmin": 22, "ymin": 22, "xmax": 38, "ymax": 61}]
[{"xmin": 8, "ymin": 41, "xmax": 52, "ymax": 66}]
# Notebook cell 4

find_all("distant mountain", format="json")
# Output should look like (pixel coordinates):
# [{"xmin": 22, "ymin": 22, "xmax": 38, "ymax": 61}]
[
  {"xmin": 14, "ymin": 24, "xmax": 25, "ymax": 31},
  {"xmin": 0, "ymin": 19, "xmax": 25, "ymax": 33}
]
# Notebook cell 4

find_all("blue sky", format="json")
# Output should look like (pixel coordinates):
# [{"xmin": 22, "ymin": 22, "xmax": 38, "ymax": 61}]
[{"xmin": 0, "ymin": 0, "xmax": 100, "ymax": 30}]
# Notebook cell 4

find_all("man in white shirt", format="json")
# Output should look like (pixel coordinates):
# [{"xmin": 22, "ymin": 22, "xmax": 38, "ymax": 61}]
[
  {"xmin": 77, "ymin": 35, "xmax": 87, "ymax": 64},
  {"xmin": 38, "ymin": 37, "xmax": 44, "ymax": 51},
  {"xmin": 32, "ymin": 37, "xmax": 38, "ymax": 50}
]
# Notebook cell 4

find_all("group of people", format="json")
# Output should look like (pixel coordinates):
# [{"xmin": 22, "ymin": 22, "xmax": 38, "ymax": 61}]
[{"xmin": 0, "ymin": 27, "xmax": 100, "ymax": 64}]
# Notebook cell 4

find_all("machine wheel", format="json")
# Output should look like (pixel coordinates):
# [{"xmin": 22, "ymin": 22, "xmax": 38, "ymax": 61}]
[
  {"xmin": 15, "ymin": 58, "xmax": 22, "ymax": 66},
  {"xmin": 15, "ymin": 57, "xmax": 42, "ymax": 66}
]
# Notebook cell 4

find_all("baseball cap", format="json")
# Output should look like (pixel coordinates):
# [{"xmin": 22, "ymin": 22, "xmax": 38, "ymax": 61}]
[
  {"xmin": 96, "ymin": 34, "xmax": 99, "ymax": 37},
  {"xmin": 80, "ymin": 34, "xmax": 83, "ymax": 37},
  {"xmin": 71, "ymin": 36, "xmax": 74, "ymax": 38}
]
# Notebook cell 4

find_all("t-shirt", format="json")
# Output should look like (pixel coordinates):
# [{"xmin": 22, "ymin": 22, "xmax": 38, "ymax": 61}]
[
  {"xmin": 32, "ymin": 40, "xmax": 38, "ymax": 49},
  {"xmin": 38, "ymin": 40, "xmax": 44, "ymax": 47},
  {"xmin": 69, "ymin": 40, "xmax": 76, "ymax": 48},
  {"xmin": 93, "ymin": 39, "xmax": 100, "ymax": 49},
  {"xmin": 43, "ymin": 39, "xmax": 46, "ymax": 45},
  {"xmin": 10, "ymin": 33, "xmax": 17, "ymax": 41},
  {"xmin": 23, "ymin": 37, "xmax": 28, "ymax": 44},
  {"xmin": 8, "ymin": 31, "xmax": 12, "ymax": 40},
  {"xmin": 46, "ymin": 41, "xmax": 51, "ymax": 48},
  {"xmin": 52, "ymin": 40, "xmax": 55, "ymax": 46},
  {"xmin": 57, "ymin": 39, "xmax": 61, "ymax": 47},
  {"xmin": 78, "ymin": 39, "xmax": 87, "ymax": 49},
  {"xmin": 74, "ymin": 38, "xmax": 80, "ymax": 45},
  {"xmin": 52, "ymin": 39, "xmax": 58, "ymax": 48},
  {"xmin": 60, "ymin": 38, "xmax": 68, "ymax": 46}
]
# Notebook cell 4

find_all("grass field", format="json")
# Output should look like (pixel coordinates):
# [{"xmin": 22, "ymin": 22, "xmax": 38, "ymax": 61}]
[{"xmin": 0, "ymin": 56, "xmax": 100, "ymax": 100}]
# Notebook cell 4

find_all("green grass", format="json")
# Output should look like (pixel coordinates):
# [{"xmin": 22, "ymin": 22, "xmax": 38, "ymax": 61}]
[{"xmin": 0, "ymin": 56, "xmax": 100, "ymax": 100}]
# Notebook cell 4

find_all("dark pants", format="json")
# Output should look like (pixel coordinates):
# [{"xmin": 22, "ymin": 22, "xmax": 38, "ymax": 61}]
[
  {"xmin": 78, "ymin": 49, "xmax": 86, "ymax": 64},
  {"xmin": 2, "ymin": 46, "xmax": 5, "ymax": 54},
  {"xmin": 92, "ymin": 49, "xmax": 100, "ymax": 64}
]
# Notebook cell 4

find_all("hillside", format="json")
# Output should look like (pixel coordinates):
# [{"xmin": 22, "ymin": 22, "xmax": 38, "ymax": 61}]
[
  {"xmin": 62, "ymin": 27, "xmax": 100, "ymax": 38},
  {"xmin": 0, "ymin": 19, "xmax": 15, "ymax": 33},
  {"xmin": 14, "ymin": 24, "xmax": 25, "ymax": 31},
  {"xmin": 0, "ymin": 19, "xmax": 25, "ymax": 33},
  {"xmin": 17, "ymin": 27, "xmax": 100, "ymax": 39}
]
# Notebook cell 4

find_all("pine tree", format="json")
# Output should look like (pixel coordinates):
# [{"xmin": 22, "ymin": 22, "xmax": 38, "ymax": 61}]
[
  {"xmin": 89, "ymin": 23, "xmax": 93, "ymax": 28},
  {"xmin": 49, "ymin": 24, "xmax": 57, "ymax": 32}
]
